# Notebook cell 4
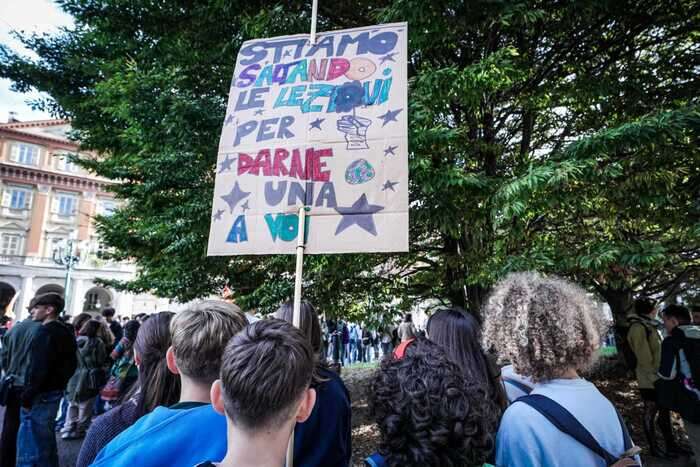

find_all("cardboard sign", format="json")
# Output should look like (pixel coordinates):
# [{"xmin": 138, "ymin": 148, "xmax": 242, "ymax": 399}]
[{"xmin": 208, "ymin": 22, "xmax": 408, "ymax": 255}]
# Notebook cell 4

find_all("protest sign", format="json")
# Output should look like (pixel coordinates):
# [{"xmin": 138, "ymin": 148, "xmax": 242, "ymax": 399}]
[{"xmin": 208, "ymin": 22, "xmax": 408, "ymax": 255}]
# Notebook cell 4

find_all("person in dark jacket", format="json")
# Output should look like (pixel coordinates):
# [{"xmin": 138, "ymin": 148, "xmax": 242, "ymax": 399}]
[
  {"xmin": 0, "ymin": 300, "xmax": 41, "ymax": 467},
  {"xmin": 62, "ymin": 320, "xmax": 108, "ymax": 439},
  {"xmin": 17, "ymin": 292, "xmax": 77, "ymax": 467},
  {"xmin": 102, "ymin": 307, "xmax": 123, "ymax": 348},
  {"xmin": 658, "ymin": 305, "xmax": 697, "ymax": 461},
  {"xmin": 276, "ymin": 301, "xmax": 352, "ymax": 467}
]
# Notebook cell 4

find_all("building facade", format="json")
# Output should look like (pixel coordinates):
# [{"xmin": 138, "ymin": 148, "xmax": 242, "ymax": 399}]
[{"xmin": 0, "ymin": 118, "xmax": 168, "ymax": 319}]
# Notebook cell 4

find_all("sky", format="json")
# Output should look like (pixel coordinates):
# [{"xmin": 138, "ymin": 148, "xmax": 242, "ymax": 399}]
[{"xmin": 0, "ymin": 0, "xmax": 73, "ymax": 122}]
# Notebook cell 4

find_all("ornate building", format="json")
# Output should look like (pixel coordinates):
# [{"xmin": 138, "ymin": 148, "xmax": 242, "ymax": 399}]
[{"xmin": 0, "ymin": 117, "xmax": 168, "ymax": 319}]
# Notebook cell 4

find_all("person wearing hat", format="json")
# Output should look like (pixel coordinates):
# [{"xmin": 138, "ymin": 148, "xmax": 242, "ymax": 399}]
[
  {"xmin": 0, "ymin": 297, "xmax": 42, "ymax": 467},
  {"xmin": 15, "ymin": 292, "xmax": 77, "ymax": 467}
]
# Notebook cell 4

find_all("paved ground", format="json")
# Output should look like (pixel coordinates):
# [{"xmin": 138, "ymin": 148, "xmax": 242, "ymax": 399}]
[{"xmin": 0, "ymin": 405, "xmax": 82, "ymax": 467}]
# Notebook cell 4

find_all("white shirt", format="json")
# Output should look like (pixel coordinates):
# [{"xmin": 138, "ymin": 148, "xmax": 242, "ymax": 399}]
[{"xmin": 496, "ymin": 378, "xmax": 640, "ymax": 467}]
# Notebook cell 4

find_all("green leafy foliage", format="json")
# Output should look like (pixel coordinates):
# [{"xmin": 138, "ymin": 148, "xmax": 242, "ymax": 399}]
[{"xmin": 1, "ymin": 0, "xmax": 698, "ymax": 322}]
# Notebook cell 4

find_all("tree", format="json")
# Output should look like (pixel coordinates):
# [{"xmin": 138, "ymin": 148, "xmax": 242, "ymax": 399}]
[{"xmin": 1, "ymin": 0, "xmax": 698, "ymax": 321}]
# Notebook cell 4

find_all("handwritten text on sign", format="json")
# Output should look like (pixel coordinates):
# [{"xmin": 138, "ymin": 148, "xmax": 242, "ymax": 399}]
[{"xmin": 208, "ymin": 23, "xmax": 408, "ymax": 255}]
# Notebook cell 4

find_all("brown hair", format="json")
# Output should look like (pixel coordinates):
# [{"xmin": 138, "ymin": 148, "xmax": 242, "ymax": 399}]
[
  {"xmin": 134, "ymin": 312, "xmax": 181, "ymax": 415},
  {"xmin": 72, "ymin": 313, "xmax": 92, "ymax": 335},
  {"xmin": 219, "ymin": 319, "xmax": 315, "ymax": 431},
  {"xmin": 482, "ymin": 272, "xmax": 606, "ymax": 382},
  {"xmin": 170, "ymin": 300, "xmax": 247, "ymax": 384},
  {"xmin": 79, "ymin": 319, "xmax": 101, "ymax": 338}
]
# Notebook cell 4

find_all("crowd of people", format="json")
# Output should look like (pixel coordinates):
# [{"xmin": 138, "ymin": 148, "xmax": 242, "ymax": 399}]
[
  {"xmin": 322, "ymin": 314, "xmax": 419, "ymax": 367},
  {"xmin": 0, "ymin": 271, "xmax": 698, "ymax": 467}
]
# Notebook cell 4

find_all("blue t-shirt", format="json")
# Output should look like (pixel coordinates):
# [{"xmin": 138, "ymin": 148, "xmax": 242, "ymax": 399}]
[
  {"xmin": 91, "ymin": 404, "xmax": 226, "ymax": 467},
  {"xmin": 496, "ymin": 378, "xmax": 640, "ymax": 467},
  {"xmin": 93, "ymin": 367, "xmax": 351, "ymax": 467}
]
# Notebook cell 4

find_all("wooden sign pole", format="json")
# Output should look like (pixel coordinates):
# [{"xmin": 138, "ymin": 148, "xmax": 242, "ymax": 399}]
[{"xmin": 286, "ymin": 205, "xmax": 309, "ymax": 467}]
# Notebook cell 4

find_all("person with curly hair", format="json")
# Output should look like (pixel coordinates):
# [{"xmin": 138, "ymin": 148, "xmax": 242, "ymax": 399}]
[
  {"xmin": 366, "ymin": 337, "xmax": 499, "ymax": 467},
  {"xmin": 482, "ymin": 272, "xmax": 640, "ymax": 467}
]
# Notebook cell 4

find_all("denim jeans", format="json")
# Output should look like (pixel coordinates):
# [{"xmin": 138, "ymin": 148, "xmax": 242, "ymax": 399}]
[{"xmin": 16, "ymin": 390, "xmax": 62, "ymax": 467}]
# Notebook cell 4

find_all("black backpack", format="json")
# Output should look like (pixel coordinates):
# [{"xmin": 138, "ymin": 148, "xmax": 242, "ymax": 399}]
[{"xmin": 655, "ymin": 325, "xmax": 700, "ymax": 422}]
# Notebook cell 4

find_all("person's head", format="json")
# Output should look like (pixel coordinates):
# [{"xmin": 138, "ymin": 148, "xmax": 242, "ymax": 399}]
[
  {"xmin": 101, "ymin": 307, "xmax": 116, "ymax": 321},
  {"xmin": 211, "ymin": 319, "xmax": 316, "ymax": 444},
  {"xmin": 26, "ymin": 297, "xmax": 38, "ymax": 319},
  {"xmin": 662, "ymin": 305, "xmax": 691, "ymax": 333},
  {"xmin": 123, "ymin": 320, "xmax": 141, "ymax": 341},
  {"xmin": 275, "ymin": 301, "xmax": 322, "ymax": 358},
  {"xmin": 133, "ymin": 311, "xmax": 180, "ymax": 415},
  {"xmin": 427, "ymin": 308, "xmax": 507, "ymax": 409},
  {"xmin": 368, "ymin": 337, "xmax": 498, "ymax": 466},
  {"xmin": 403, "ymin": 313, "xmax": 412, "ymax": 323},
  {"xmin": 482, "ymin": 272, "xmax": 605, "ymax": 382},
  {"xmin": 635, "ymin": 297, "xmax": 657, "ymax": 318},
  {"xmin": 79, "ymin": 319, "xmax": 101, "ymax": 338},
  {"xmin": 166, "ymin": 300, "xmax": 247, "ymax": 387},
  {"xmin": 31, "ymin": 292, "xmax": 65, "ymax": 322},
  {"xmin": 72, "ymin": 313, "xmax": 93, "ymax": 335},
  {"xmin": 95, "ymin": 320, "xmax": 115, "ymax": 347}
]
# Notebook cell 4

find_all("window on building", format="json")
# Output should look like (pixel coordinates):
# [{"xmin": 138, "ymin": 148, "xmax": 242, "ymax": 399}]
[
  {"xmin": 54, "ymin": 193, "xmax": 77, "ymax": 217},
  {"xmin": 95, "ymin": 242, "xmax": 110, "ymax": 259},
  {"xmin": 2, "ymin": 186, "xmax": 32, "ymax": 210},
  {"xmin": 99, "ymin": 200, "xmax": 117, "ymax": 216},
  {"xmin": 56, "ymin": 154, "xmax": 79, "ymax": 173},
  {"xmin": 1, "ymin": 234, "xmax": 22, "ymax": 256},
  {"xmin": 10, "ymin": 144, "xmax": 39, "ymax": 166},
  {"xmin": 85, "ymin": 292, "xmax": 99, "ymax": 310}
]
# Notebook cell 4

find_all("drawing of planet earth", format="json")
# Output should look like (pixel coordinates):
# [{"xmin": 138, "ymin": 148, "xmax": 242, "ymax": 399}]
[{"xmin": 345, "ymin": 159, "xmax": 376, "ymax": 185}]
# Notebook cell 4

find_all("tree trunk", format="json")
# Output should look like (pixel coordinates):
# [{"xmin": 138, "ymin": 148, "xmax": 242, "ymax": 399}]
[
  {"xmin": 466, "ymin": 283, "xmax": 488, "ymax": 321},
  {"xmin": 599, "ymin": 286, "xmax": 635, "ymax": 371},
  {"xmin": 444, "ymin": 237, "xmax": 467, "ymax": 309}
]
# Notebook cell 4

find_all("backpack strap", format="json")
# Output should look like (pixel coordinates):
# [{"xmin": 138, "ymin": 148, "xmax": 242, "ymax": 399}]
[
  {"xmin": 629, "ymin": 319, "xmax": 653, "ymax": 340},
  {"xmin": 516, "ymin": 394, "xmax": 619, "ymax": 465},
  {"xmin": 364, "ymin": 453, "xmax": 386, "ymax": 467},
  {"xmin": 503, "ymin": 377, "xmax": 533, "ymax": 395},
  {"xmin": 614, "ymin": 407, "xmax": 633, "ymax": 452}
]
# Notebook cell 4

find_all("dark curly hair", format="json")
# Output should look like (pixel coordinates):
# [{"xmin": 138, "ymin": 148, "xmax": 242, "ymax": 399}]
[{"xmin": 368, "ymin": 338, "xmax": 499, "ymax": 467}]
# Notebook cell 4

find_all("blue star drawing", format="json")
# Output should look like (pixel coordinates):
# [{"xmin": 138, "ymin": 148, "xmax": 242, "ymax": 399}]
[
  {"xmin": 378, "ymin": 109, "xmax": 402, "ymax": 127},
  {"xmin": 221, "ymin": 182, "xmax": 250, "ymax": 213},
  {"xmin": 241, "ymin": 200, "xmax": 250, "ymax": 212},
  {"xmin": 379, "ymin": 53, "xmax": 396, "ymax": 64},
  {"xmin": 309, "ymin": 118, "xmax": 325, "ymax": 130},
  {"xmin": 254, "ymin": 109, "xmax": 264, "ymax": 116},
  {"xmin": 382, "ymin": 180, "xmax": 399, "ymax": 192},
  {"xmin": 218, "ymin": 154, "xmax": 236, "ymax": 173},
  {"xmin": 384, "ymin": 145, "xmax": 398, "ymax": 157},
  {"xmin": 212, "ymin": 209, "xmax": 224, "ymax": 221},
  {"xmin": 224, "ymin": 114, "xmax": 235, "ymax": 125},
  {"xmin": 283, "ymin": 50, "xmax": 292, "ymax": 57},
  {"xmin": 334, "ymin": 194, "xmax": 384, "ymax": 237}
]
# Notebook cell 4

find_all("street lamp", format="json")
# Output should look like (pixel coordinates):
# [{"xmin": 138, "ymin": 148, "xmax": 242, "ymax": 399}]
[{"xmin": 52, "ymin": 235, "xmax": 80, "ymax": 314}]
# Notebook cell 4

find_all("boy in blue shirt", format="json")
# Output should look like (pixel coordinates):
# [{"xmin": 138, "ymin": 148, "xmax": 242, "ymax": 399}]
[
  {"xmin": 196, "ymin": 319, "xmax": 316, "ymax": 467},
  {"xmin": 91, "ymin": 301, "xmax": 248, "ymax": 467}
]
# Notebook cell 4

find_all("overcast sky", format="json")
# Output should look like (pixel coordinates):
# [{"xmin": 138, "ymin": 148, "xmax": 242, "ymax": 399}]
[{"xmin": 0, "ymin": 0, "xmax": 73, "ymax": 122}]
